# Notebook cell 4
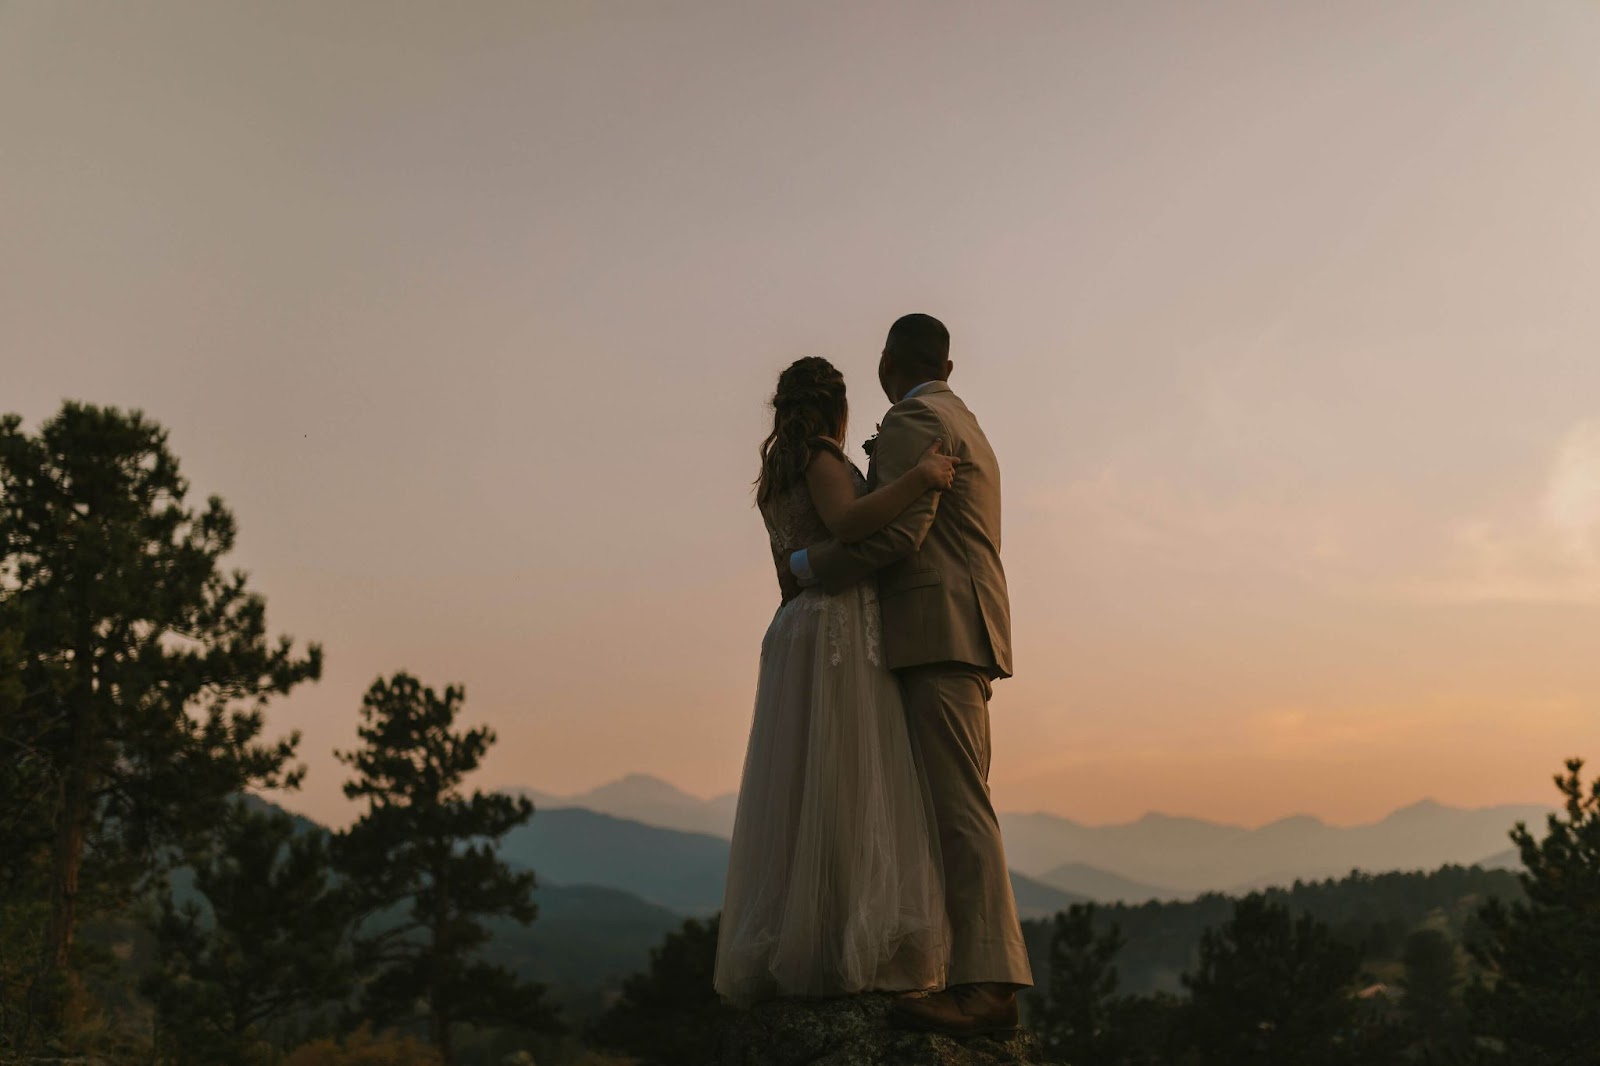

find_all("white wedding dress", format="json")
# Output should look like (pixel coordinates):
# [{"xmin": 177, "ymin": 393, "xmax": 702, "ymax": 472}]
[{"xmin": 713, "ymin": 447, "xmax": 948, "ymax": 1007}]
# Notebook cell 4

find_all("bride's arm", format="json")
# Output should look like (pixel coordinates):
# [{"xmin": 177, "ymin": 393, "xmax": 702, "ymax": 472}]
[{"xmin": 804, "ymin": 441, "xmax": 957, "ymax": 543}]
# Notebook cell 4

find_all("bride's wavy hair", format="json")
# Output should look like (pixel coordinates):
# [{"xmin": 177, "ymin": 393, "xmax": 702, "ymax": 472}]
[{"xmin": 756, "ymin": 356, "xmax": 848, "ymax": 506}]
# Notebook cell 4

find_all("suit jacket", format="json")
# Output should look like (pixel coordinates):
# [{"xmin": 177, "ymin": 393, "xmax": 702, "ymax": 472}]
[{"xmin": 806, "ymin": 381, "xmax": 1013, "ymax": 680}]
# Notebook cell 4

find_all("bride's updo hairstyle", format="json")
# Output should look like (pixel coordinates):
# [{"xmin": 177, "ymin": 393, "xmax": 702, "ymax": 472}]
[{"xmin": 756, "ymin": 356, "xmax": 848, "ymax": 506}]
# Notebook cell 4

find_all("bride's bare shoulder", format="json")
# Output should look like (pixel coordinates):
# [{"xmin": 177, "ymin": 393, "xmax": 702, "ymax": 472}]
[{"xmin": 806, "ymin": 436, "xmax": 849, "ymax": 463}]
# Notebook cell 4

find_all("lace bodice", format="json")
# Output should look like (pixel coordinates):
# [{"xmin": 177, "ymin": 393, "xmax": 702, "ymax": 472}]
[
  {"xmin": 760, "ymin": 452, "xmax": 867, "ymax": 590},
  {"xmin": 759, "ymin": 447, "xmax": 882, "ymax": 668}
]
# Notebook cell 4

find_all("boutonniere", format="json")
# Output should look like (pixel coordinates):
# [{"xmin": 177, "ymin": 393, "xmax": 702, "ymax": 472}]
[{"xmin": 862, "ymin": 424, "xmax": 881, "ymax": 458}]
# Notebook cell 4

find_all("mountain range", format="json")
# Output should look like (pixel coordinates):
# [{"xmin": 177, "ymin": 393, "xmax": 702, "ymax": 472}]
[
  {"xmin": 516, "ymin": 774, "xmax": 1546, "ymax": 902},
  {"xmin": 503, "ymin": 806, "xmax": 1085, "ymax": 919},
  {"xmin": 1001, "ymin": 799, "xmax": 1549, "ymax": 897}
]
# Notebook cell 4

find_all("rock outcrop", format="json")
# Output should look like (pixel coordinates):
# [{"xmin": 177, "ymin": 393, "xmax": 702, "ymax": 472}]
[{"xmin": 716, "ymin": 993, "xmax": 1043, "ymax": 1066}]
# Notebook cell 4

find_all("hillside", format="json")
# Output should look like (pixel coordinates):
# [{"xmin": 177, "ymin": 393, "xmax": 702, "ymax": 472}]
[
  {"xmin": 500, "ymin": 806, "xmax": 732, "ymax": 914},
  {"xmin": 1039, "ymin": 861, "xmax": 1187, "ymax": 903},
  {"xmin": 1021, "ymin": 863, "xmax": 1526, "ymax": 996},
  {"xmin": 1008, "ymin": 870, "xmax": 1090, "ymax": 918},
  {"xmin": 484, "ymin": 882, "xmax": 682, "ymax": 1015}
]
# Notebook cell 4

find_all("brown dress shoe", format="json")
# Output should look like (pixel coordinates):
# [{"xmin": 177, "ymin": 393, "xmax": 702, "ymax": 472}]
[{"xmin": 890, "ymin": 983, "xmax": 1020, "ymax": 1036}]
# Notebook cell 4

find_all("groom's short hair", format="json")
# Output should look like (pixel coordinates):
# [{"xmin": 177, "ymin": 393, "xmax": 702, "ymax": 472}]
[{"xmin": 885, "ymin": 313, "xmax": 950, "ymax": 377}]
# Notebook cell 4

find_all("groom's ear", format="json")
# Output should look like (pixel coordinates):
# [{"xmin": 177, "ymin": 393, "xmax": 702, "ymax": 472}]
[{"xmin": 943, "ymin": 358, "xmax": 954, "ymax": 380}]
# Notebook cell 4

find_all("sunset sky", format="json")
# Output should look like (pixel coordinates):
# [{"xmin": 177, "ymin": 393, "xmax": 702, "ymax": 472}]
[{"xmin": 6, "ymin": 1, "xmax": 1598, "ymax": 829}]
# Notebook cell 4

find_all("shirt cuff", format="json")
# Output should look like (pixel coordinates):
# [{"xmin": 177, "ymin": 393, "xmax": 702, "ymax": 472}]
[{"xmin": 789, "ymin": 549, "xmax": 815, "ymax": 585}]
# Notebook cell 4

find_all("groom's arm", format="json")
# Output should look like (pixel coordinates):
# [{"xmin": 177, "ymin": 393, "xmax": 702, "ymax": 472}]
[{"xmin": 796, "ymin": 400, "xmax": 946, "ymax": 594}]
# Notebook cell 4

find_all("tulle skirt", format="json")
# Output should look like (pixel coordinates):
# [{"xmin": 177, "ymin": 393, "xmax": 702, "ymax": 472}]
[{"xmin": 713, "ymin": 582, "xmax": 948, "ymax": 1007}]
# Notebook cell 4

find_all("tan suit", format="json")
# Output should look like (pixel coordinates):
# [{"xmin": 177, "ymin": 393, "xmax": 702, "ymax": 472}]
[
  {"xmin": 806, "ymin": 381, "xmax": 1032, "ymax": 988},
  {"xmin": 807, "ymin": 382, "xmax": 1011, "ymax": 679}
]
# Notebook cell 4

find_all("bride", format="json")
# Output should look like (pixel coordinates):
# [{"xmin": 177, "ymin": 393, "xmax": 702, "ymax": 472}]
[{"xmin": 713, "ymin": 355, "xmax": 955, "ymax": 1006}]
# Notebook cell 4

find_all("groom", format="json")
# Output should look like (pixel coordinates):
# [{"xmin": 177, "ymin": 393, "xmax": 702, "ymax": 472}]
[{"xmin": 789, "ymin": 313, "xmax": 1033, "ymax": 1034}]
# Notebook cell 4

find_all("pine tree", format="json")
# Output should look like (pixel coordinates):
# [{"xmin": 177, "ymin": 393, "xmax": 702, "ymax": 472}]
[
  {"xmin": 588, "ymin": 916, "xmax": 729, "ymax": 1066},
  {"xmin": 1029, "ymin": 903, "xmax": 1127, "ymax": 1064},
  {"xmin": 1182, "ymin": 894, "xmax": 1362, "ymax": 1066},
  {"xmin": 1399, "ymin": 927, "xmax": 1463, "ymax": 1053},
  {"xmin": 0, "ymin": 599, "xmax": 53, "ymax": 1042},
  {"xmin": 0, "ymin": 403, "xmax": 321, "ymax": 1036},
  {"xmin": 141, "ymin": 800, "xmax": 354, "ymax": 1065},
  {"xmin": 1467, "ymin": 757, "xmax": 1600, "ymax": 1064},
  {"xmin": 333, "ymin": 673, "xmax": 558, "ymax": 1065}
]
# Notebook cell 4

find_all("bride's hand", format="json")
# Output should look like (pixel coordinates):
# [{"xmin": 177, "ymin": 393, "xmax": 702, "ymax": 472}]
[{"xmin": 914, "ymin": 438, "xmax": 961, "ymax": 491}]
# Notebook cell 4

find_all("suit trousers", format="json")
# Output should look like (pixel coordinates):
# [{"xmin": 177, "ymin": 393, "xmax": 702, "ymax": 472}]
[{"xmin": 898, "ymin": 663, "xmax": 1034, "ymax": 988}]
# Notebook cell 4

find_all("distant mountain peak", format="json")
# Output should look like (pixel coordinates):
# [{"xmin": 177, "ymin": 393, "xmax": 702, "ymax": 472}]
[
  {"xmin": 582, "ymin": 773, "xmax": 701, "ymax": 803},
  {"xmin": 1383, "ymin": 798, "xmax": 1451, "ymax": 820},
  {"xmin": 588, "ymin": 768, "xmax": 688, "ymax": 793},
  {"xmin": 1259, "ymin": 813, "xmax": 1328, "ymax": 831},
  {"xmin": 616, "ymin": 772, "xmax": 681, "ymax": 787},
  {"xmin": 502, "ymin": 774, "xmax": 736, "ymax": 838}
]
